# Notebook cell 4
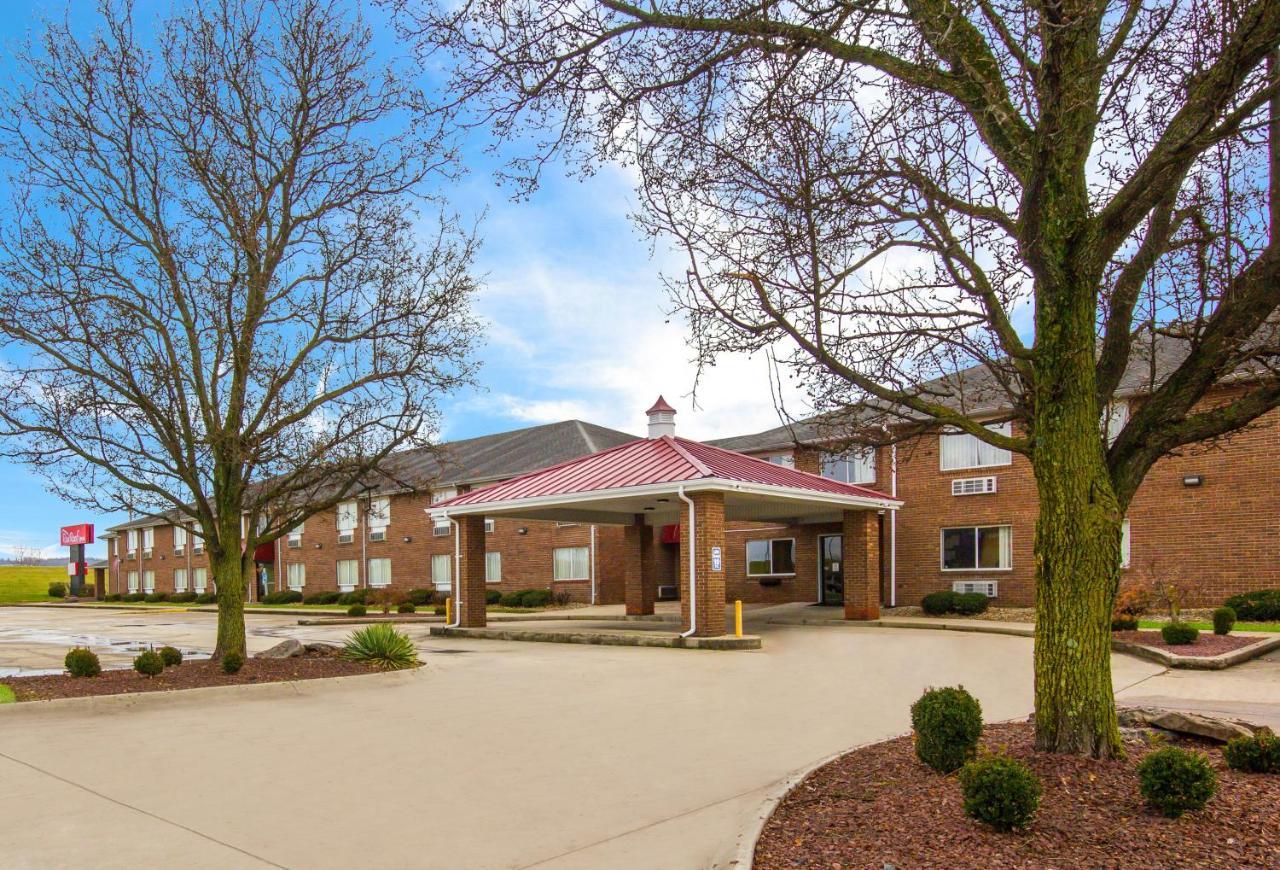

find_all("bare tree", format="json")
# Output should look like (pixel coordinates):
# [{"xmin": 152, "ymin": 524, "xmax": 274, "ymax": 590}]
[
  {"xmin": 403, "ymin": 0, "xmax": 1280, "ymax": 756},
  {"xmin": 0, "ymin": 0, "xmax": 481, "ymax": 658}
]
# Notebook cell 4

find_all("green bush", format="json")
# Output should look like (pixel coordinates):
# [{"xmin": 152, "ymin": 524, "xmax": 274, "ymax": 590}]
[
  {"xmin": 499, "ymin": 592, "xmax": 524, "ymax": 607},
  {"xmin": 485, "ymin": 589, "xmax": 502, "ymax": 605},
  {"xmin": 338, "ymin": 588, "xmax": 372, "ymax": 606},
  {"xmin": 952, "ymin": 592, "xmax": 990, "ymax": 615},
  {"xmin": 910, "ymin": 686, "xmax": 983, "ymax": 773},
  {"xmin": 1161, "ymin": 622, "xmax": 1199, "ymax": 645},
  {"xmin": 303, "ymin": 591, "xmax": 342, "ymax": 605},
  {"xmin": 122, "ymin": 592, "xmax": 146, "ymax": 602},
  {"xmin": 342, "ymin": 624, "xmax": 420, "ymax": 671},
  {"xmin": 64, "ymin": 647, "xmax": 101, "ymax": 678},
  {"xmin": 518, "ymin": 589, "xmax": 553, "ymax": 608},
  {"xmin": 1138, "ymin": 746, "xmax": 1217, "ymax": 818},
  {"xmin": 959, "ymin": 755, "xmax": 1041, "ymax": 832},
  {"xmin": 221, "ymin": 651, "xmax": 244, "ymax": 674},
  {"xmin": 1224, "ymin": 589, "xmax": 1280, "ymax": 621},
  {"xmin": 407, "ymin": 588, "xmax": 436, "ymax": 606},
  {"xmin": 48, "ymin": 581, "xmax": 67, "ymax": 599},
  {"xmin": 144, "ymin": 592, "xmax": 168, "ymax": 603},
  {"xmin": 133, "ymin": 649, "xmax": 164, "ymax": 677},
  {"xmin": 1223, "ymin": 729, "xmax": 1280, "ymax": 774},
  {"xmin": 1111, "ymin": 615, "xmax": 1139, "ymax": 632},
  {"xmin": 195, "ymin": 592, "xmax": 216, "ymax": 604},
  {"xmin": 397, "ymin": 602, "xmax": 416, "ymax": 614},
  {"xmin": 158, "ymin": 645, "xmax": 183, "ymax": 667},
  {"xmin": 433, "ymin": 605, "xmax": 446, "ymax": 616},
  {"xmin": 347, "ymin": 604, "xmax": 367, "ymax": 617},
  {"xmin": 104, "ymin": 593, "xmax": 122, "ymax": 602},
  {"xmin": 921, "ymin": 590, "xmax": 958, "ymax": 615},
  {"xmin": 262, "ymin": 589, "xmax": 303, "ymax": 604},
  {"xmin": 1212, "ymin": 606, "xmax": 1236, "ymax": 636},
  {"xmin": 169, "ymin": 591, "xmax": 198, "ymax": 603}
]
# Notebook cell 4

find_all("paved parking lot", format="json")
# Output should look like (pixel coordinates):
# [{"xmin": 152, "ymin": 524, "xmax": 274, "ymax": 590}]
[{"xmin": 0, "ymin": 606, "xmax": 1198, "ymax": 868}]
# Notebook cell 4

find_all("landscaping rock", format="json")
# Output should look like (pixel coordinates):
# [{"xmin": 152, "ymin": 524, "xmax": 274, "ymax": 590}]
[
  {"xmin": 1119, "ymin": 707, "xmax": 1260, "ymax": 743},
  {"xmin": 304, "ymin": 641, "xmax": 342, "ymax": 655},
  {"xmin": 254, "ymin": 639, "xmax": 304, "ymax": 659}
]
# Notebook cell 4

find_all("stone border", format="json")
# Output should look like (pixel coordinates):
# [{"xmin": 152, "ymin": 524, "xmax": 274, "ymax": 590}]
[{"xmin": 429, "ymin": 625, "xmax": 761, "ymax": 650}]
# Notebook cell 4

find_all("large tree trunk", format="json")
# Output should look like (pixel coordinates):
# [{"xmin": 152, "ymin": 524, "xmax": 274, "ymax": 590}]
[{"xmin": 210, "ymin": 505, "xmax": 249, "ymax": 660}]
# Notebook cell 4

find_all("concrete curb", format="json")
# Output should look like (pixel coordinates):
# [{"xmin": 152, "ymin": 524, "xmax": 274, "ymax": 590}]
[
  {"xmin": 1110, "ymin": 635, "xmax": 1280, "ymax": 670},
  {"xmin": 429, "ymin": 625, "xmax": 762, "ymax": 650},
  {"xmin": 0, "ymin": 667, "xmax": 424, "ymax": 718}
]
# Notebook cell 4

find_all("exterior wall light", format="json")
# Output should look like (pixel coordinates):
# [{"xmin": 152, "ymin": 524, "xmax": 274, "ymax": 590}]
[
  {"xmin": 403, "ymin": 536, "xmax": 412, "ymax": 543},
  {"xmin": 517, "ymin": 527, "xmax": 528, "ymax": 535},
  {"xmin": 314, "ymin": 542, "xmax": 323, "ymax": 549},
  {"xmin": 1182, "ymin": 475, "xmax": 1204, "ymax": 487}
]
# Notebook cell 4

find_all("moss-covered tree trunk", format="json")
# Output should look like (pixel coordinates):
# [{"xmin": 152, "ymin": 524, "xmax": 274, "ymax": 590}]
[{"xmin": 210, "ymin": 498, "xmax": 250, "ymax": 661}]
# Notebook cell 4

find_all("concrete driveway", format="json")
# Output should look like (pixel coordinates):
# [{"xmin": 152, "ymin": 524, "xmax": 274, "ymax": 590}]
[{"xmin": 0, "ymin": 607, "xmax": 1161, "ymax": 869}]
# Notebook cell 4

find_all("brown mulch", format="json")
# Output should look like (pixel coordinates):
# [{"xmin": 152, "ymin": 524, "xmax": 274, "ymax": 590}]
[
  {"xmin": 1112, "ymin": 630, "xmax": 1262, "ymax": 657},
  {"xmin": 755, "ymin": 722, "xmax": 1280, "ymax": 869},
  {"xmin": 4, "ymin": 650, "xmax": 383, "ymax": 701},
  {"xmin": 884, "ymin": 605, "xmax": 1037, "ymax": 623}
]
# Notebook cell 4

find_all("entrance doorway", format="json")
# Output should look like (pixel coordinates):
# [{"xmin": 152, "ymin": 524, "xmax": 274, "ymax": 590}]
[{"xmin": 819, "ymin": 534, "xmax": 843, "ymax": 605}]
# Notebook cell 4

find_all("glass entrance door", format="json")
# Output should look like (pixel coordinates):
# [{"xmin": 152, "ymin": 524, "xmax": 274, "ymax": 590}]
[{"xmin": 819, "ymin": 535, "xmax": 844, "ymax": 605}]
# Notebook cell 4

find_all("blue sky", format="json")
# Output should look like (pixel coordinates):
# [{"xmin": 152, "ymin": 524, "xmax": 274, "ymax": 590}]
[{"xmin": 0, "ymin": 1, "xmax": 803, "ymax": 559}]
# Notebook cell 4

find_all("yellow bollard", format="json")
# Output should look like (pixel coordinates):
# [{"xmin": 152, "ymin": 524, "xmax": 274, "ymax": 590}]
[
  {"xmin": 734, "ymin": 599, "xmax": 743, "ymax": 638},
  {"xmin": 445, "ymin": 596, "xmax": 452, "ymax": 625}
]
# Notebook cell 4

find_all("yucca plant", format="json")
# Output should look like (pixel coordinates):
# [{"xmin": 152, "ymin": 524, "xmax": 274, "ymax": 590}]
[{"xmin": 342, "ymin": 624, "xmax": 420, "ymax": 671}]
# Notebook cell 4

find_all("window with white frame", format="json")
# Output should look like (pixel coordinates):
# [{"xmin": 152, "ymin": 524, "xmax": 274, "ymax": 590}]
[
  {"xmin": 821, "ymin": 448, "xmax": 876, "ymax": 485},
  {"xmin": 174, "ymin": 568, "xmax": 188, "ymax": 592},
  {"xmin": 368, "ymin": 496, "xmax": 390, "ymax": 530},
  {"xmin": 368, "ymin": 557, "xmax": 392, "ymax": 588},
  {"xmin": 336, "ymin": 559, "xmax": 359, "ymax": 591},
  {"xmin": 127, "ymin": 571, "xmax": 139, "ymax": 592},
  {"xmin": 143, "ymin": 570, "xmax": 156, "ymax": 593},
  {"xmin": 126, "ymin": 529, "xmax": 138, "ymax": 556},
  {"xmin": 192, "ymin": 531, "xmax": 204, "ymax": 555},
  {"xmin": 746, "ymin": 538, "xmax": 796, "ymax": 576},
  {"xmin": 1120, "ymin": 519, "xmax": 1131, "ymax": 569},
  {"xmin": 486, "ymin": 552, "xmax": 501, "ymax": 583},
  {"xmin": 173, "ymin": 525, "xmax": 188, "ymax": 554},
  {"xmin": 763, "ymin": 453, "xmax": 795, "ymax": 468},
  {"xmin": 430, "ymin": 487, "xmax": 457, "ymax": 505},
  {"xmin": 1104, "ymin": 401, "xmax": 1129, "ymax": 446},
  {"xmin": 287, "ymin": 523, "xmax": 304, "ymax": 548},
  {"xmin": 193, "ymin": 567, "xmax": 207, "ymax": 593},
  {"xmin": 553, "ymin": 546, "xmax": 589, "ymax": 581},
  {"xmin": 431, "ymin": 554, "xmax": 452, "ymax": 592},
  {"xmin": 941, "ymin": 525, "xmax": 1012, "ymax": 571},
  {"xmin": 142, "ymin": 527, "xmax": 154, "ymax": 558},
  {"xmin": 939, "ymin": 422, "xmax": 1013, "ymax": 471},
  {"xmin": 287, "ymin": 562, "xmax": 306, "ymax": 589},
  {"xmin": 484, "ymin": 518, "xmax": 495, "ymax": 533},
  {"xmin": 336, "ymin": 501, "xmax": 358, "ymax": 542}
]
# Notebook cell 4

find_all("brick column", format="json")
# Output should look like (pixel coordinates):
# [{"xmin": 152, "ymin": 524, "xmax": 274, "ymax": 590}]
[
  {"xmin": 843, "ymin": 509, "xmax": 881, "ymax": 620},
  {"xmin": 457, "ymin": 515, "xmax": 487, "ymax": 627},
  {"xmin": 624, "ymin": 517, "xmax": 656, "ymax": 616},
  {"xmin": 678, "ymin": 491, "xmax": 727, "ymax": 636}
]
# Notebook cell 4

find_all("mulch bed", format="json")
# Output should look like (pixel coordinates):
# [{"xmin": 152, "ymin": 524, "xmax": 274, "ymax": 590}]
[
  {"xmin": 755, "ymin": 722, "xmax": 1280, "ymax": 869},
  {"xmin": 883, "ymin": 605, "xmax": 1037, "ymax": 623},
  {"xmin": 3, "ymin": 650, "xmax": 382, "ymax": 701},
  {"xmin": 1112, "ymin": 630, "xmax": 1261, "ymax": 657}
]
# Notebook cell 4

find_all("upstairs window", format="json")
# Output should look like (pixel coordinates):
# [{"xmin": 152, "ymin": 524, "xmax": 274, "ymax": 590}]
[
  {"xmin": 286, "ymin": 523, "xmax": 304, "ymax": 548},
  {"xmin": 940, "ymin": 422, "xmax": 1012, "ymax": 471},
  {"xmin": 141, "ymin": 528, "xmax": 154, "ymax": 558},
  {"xmin": 821, "ymin": 448, "xmax": 876, "ymax": 485},
  {"xmin": 126, "ymin": 529, "xmax": 138, "ymax": 555},
  {"xmin": 173, "ymin": 525, "xmax": 188, "ymax": 553},
  {"xmin": 1104, "ymin": 401, "xmax": 1129, "ymax": 446},
  {"xmin": 762, "ymin": 453, "xmax": 795, "ymax": 468},
  {"xmin": 368, "ymin": 496, "xmax": 391, "ymax": 530},
  {"xmin": 336, "ymin": 501, "xmax": 358, "ymax": 542},
  {"xmin": 746, "ymin": 539, "xmax": 795, "ymax": 576},
  {"xmin": 430, "ymin": 487, "xmax": 457, "ymax": 505}
]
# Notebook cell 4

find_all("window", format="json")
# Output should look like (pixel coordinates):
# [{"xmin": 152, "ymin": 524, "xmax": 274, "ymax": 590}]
[
  {"xmin": 126, "ymin": 529, "xmax": 138, "ymax": 557},
  {"xmin": 433, "ymin": 517, "xmax": 451, "ymax": 537},
  {"xmin": 192, "ymin": 532, "xmax": 204, "ymax": 555},
  {"xmin": 368, "ymin": 496, "xmax": 390, "ymax": 530},
  {"xmin": 142, "ymin": 528, "xmax": 154, "ymax": 558},
  {"xmin": 431, "ymin": 554, "xmax": 452, "ymax": 592},
  {"xmin": 287, "ymin": 562, "xmax": 306, "ymax": 590},
  {"xmin": 142, "ymin": 570, "xmax": 156, "ymax": 593},
  {"xmin": 287, "ymin": 523, "xmax": 304, "ymax": 548},
  {"xmin": 127, "ymin": 571, "xmax": 139, "ymax": 593},
  {"xmin": 1104, "ymin": 401, "xmax": 1129, "ymax": 446},
  {"xmin": 336, "ymin": 500, "xmax": 358, "ymax": 543},
  {"xmin": 173, "ymin": 525, "xmax": 187, "ymax": 554},
  {"xmin": 553, "ymin": 546, "xmax": 589, "ymax": 581},
  {"xmin": 763, "ymin": 453, "xmax": 795, "ymax": 468},
  {"xmin": 821, "ymin": 448, "xmax": 876, "ymax": 485},
  {"xmin": 941, "ymin": 525, "xmax": 1012, "ymax": 571},
  {"xmin": 193, "ymin": 567, "xmax": 208, "ymax": 593},
  {"xmin": 940, "ymin": 422, "xmax": 1012, "ymax": 471},
  {"xmin": 368, "ymin": 557, "xmax": 392, "ymax": 588},
  {"xmin": 1121, "ymin": 519, "xmax": 1131, "ymax": 569},
  {"xmin": 484, "ymin": 518, "xmax": 495, "ymax": 533},
  {"xmin": 174, "ymin": 568, "xmax": 188, "ymax": 592},
  {"xmin": 485, "ymin": 552, "xmax": 501, "ymax": 584},
  {"xmin": 746, "ymin": 539, "xmax": 796, "ymax": 576},
  {"xmin": 336, "ymin": 559, "xmax": 359, "ymax": 591},
  {"xmin": 430, "ymin": 487, "xmax": 457, "ymax": 505}
]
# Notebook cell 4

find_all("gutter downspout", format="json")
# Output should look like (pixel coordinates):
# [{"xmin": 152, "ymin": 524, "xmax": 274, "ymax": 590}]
[
  {"xmin": 677, "ymin": 487, "xmax": 697, "ymax": 638},
  {"xmin": 589, "ymin": 525, "xmax": 597, "ymax": 605},
  {"xmin": 890, "ymin": 444, "xmax": 898, "ymax": 608},
  {"xmin": 361, "ymin": 500, "xmax": 368, "ymax": 589},
  {"xmin": 448, "ymin": 516, "xmax": 462, "ymax": 628}
]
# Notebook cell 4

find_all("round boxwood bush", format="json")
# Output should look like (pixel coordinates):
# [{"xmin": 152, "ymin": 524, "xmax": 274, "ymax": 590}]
[
  {"xmin": 921, "ymin": 590, "xmax": 957, "ymax": 615},
  {"xmin": 959, "ymin": 755, "xmax": 1041, "ymax": 832},
  {"xmin": 104, "ymin": 593, "xmax": 122, "ymax": 602},
  {"xmin": 519, "ymin": 589, "xmax": 553, "ymax": 608},
  {"xmin": 1138, "ymin": 746, "xmax": 1217, "ymax": 818},
  {"xmin": 485, "ymin": 589, "xmax": 502, "ymax": 605},
  {"xmin": 910, "ymin": 686, "xmax": 983, "ymax": 773},
  {"xmin": 1111, "ymin": 615, "xmax": 1139, "ymax": 632},
  {"xmin": 347, "ymin": 604, "xmax": 367, "ymax": 617},
  {"xmin": 122, "ymin": 592, "xmax": 146, "ymax": 602},
  {"xmin": 499, "ymin": 591, "xmax": 524, "ymax": 607},
  {"xmin": 143, "ymin": 592, "xmax": 168, "ymax": 603},
  {"xmin": 397, "ymin": 602, "xmax": 416, "ymax": 614},
  {"xmin": 1161, "ymin": 622, "xmax": 1199, "ymax": 645},
  {"xmin": 64, "ymin": 647, "xmax": 101, "ymax": 678},
  {"xmin": 169, "ymin": 591, "xmax": 198, "ymax": 603},
  {"xmin": 133, "ymin": 649, "xmax": 164, "ymax": 677},
  {"xmin": 1223, "ymin": 729, "xmax": 1280, "ymax": 774},
  {"xmin": 47, "ymin": 581, "xmax": 67, "ymax": 599},
  {"xmin": 1212, "ymin": 606, "xmax": 1236, "ymax": 636},
  {"xmin": 194, "ymin": 592, "xmax": 217, "ymax": 604},
  {"xmin": 1224, "ymin": 589, "xmax": 1280, "ymax": 621},
  {"xmin": 407, "ymin": 588, "xmax": 435, "ymax": 606},
  {"xmin": 952, "ymin": 592, "xmax": 990, "ymax": 616},
  {"xmin": 158, "ymin": 645, "xmax": 183, "ymax": 666},
  {"xmin": 262, "ymin": 589, "xmax": 303, "ymax": 605},
  {"xmin": 221, "ymin": 651, "xmax": 244, "ymax": 674}
]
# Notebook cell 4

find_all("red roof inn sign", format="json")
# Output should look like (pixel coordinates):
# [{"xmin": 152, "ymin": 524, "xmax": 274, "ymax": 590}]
[{"xmin": 60, "ymin": 524, "xmax": 94, "ymax": 546}]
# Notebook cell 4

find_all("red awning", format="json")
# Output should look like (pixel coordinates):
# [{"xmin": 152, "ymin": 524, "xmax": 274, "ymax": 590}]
[
  {"xmin": 661, "ymin": 524, "xmax": 681, "ymax": 544},
  {"xmin": 253, "ymin": 542, "xmax": 275, "ymax": 563}
]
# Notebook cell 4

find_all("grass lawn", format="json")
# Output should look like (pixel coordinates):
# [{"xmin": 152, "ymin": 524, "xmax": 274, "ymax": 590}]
[
  {"xmin": 0, "ymin": 684, "xmax": 14, "ymax": 704},
  {"xmin": 1138, "ymin": 619, "xmax": 1280, "ymax": 634},
  {"xmin": 0, "ymin": 565, "xmax": 68, "ymax": 604}
]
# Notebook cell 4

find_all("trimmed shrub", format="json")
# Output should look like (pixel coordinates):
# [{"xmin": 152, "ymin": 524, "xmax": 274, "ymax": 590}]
[
  {"xmin": 338, "ymin": 589, "xmax": 371, "ymax": 606},
  {"xmin": 518, "ymin": 589, "xmax": 553, "ymax": 608},
  {"xmin": 169, "ymin": 591, "xmax": 198, "ymax": 603},
  {"xmin": 64, "ymin": 647, "xmax": 101, "ymax": 678},
  {"xmin": 407, "ymin": 588, "xmax": 435, "ymax": 606},
  {"xmin": 133, "ymin": 649, "xmax": 164, "ymax": 677},
  {"xmin": 952, "ymin": 592, "xmax": 990, "ymax": 616},
  {"xmin": 921, "ymin": 590, "xmax": 958, "ymax": 615},
  {"xmin": 1111, "ymin": 615, "xmax": 1139, "ymax": 632},
  {"xmin": 221, "ymin": 651, "xmax": 244, "ymax": 674},
  {"xmin": 347, "ymin": 604, "xmax": 367, "ymax": 617},
  {"xmin": 910, "ymin": 686, "xmax": 983, "ymax": 773},
  {"xmin": 47, "ymin": 581, "xmax": 67, "ymax": 599},
  {"xmin": 158, "ymin": 645, "xmax": 183, "ymax": 666},
  {"xmin": 1212, "ymin": 606, "xmax": 1236, "ymax": 636},
  {"xmin": 485, "ymin": 589, "xmax": 502, "ymax": 606},
  {"xmin": 1224, "ymin": 589, "xmax": 1280, "ymax": 622},
  {"xmin": 1161, "ymin": 622, "xmax": 1199, "ymax": 645},
  {"xmin": 499, "ymin": 592, "xmax": 524, "ymax": 607},
  {"xmin": 1138, "ymin": 746, "xmax": 1217, "ymax": 818},
  {"xmin": 262, "ymin": 589, "xmax": 303, "ymax": 605},
  {"xmin": 1223, "ymin": 729, "xmax": 1280, "ymax": 774},
  {"xmin": 104, "ymin": 593, "xmax": 122, "ymax": 602},
  {"xmin": 433, "ymin": 605, "xmax": 446, "ymax": 616},
  {"xmin": 304, "ymin": 591, "xmax": 341, "ymax": 605},
  {"xmin": 144, "ymin": 592, "xmax": 168, "ymax": 603},
  {"xmin": 397, "ymin": 602, "xmax": 416, "ymax": 614},
  {"xmin": 959, "ymin": 755, "xmax": 1041, "ymax": 832},
  {"xmin": 194, "ymin": 592, "xmax": 217, "ymax": 604},
  {"xmin": 122, "ymin": 592, "xmax": 147, "ymax": 602},
  {"xmin": 342, "ymin": 623, "xmax": 420, "ymax": 671}
]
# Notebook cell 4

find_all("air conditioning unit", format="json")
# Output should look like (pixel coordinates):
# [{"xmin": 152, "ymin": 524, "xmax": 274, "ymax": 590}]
[
  {"xmin": 142, "ymin": 549, "xmax": 153, "ymax": 559},
  {"xmin": 193, "ymin": 545, "xmax": 204, "ymax": 555},
  {"xmin": 432, "ymin": 525, "xmax": 450, "ymax": 537},
  {"xmin": 286, "ymin": 538, "xmax": 301, "ymax": 549},
  {"xmin": 951, "ymin": 476, "xmax": 997, "ymax": 496},
  {"xmin": 952, "ymin": 580, "xmax": 998, "ymax": 598},
  {"xmin": 174, "ymin": 546, "xmax": 185, "ymax": 557},
  {"xmin": 369, "ymin": 530, "xmax": 386, "ymax": 542},
  {"xmin": 657, "ymin": 584, "xmax": 678, "ymax": 601},
  {"xmin": 337, "ymin": 532, "xmax": 354, "ymax": 544}
]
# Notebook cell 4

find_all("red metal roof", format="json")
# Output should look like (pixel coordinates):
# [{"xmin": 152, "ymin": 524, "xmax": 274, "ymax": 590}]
[
  {"xmin": 646, "ymin": 395, "xmax": 677, "ymax": 414},
  {"xmin": 435, "ymin": 436, "xmax": 892, "ymax": 508}
]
